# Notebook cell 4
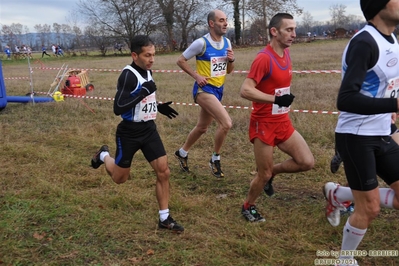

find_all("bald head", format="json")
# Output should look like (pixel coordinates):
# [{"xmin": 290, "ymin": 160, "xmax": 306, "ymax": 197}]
[{"xmin": 207, "ymin": 9, "xmax": 226, "ymax": 27}]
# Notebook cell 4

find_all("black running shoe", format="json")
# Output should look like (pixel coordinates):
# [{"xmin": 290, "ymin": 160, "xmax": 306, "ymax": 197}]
[
  {"xmin": 263, "ymin": 176, "xmax": 275, "ymax": 197},
  {"xmin": 158, "ymin": 215, "xmax": 184, "ymax": 233},
  {"xmin": 91, "ymin": 145, "xmax": 109, "ymax": 169},
  {"xmin": 241, "ymin": 205, "xmax": 265, "ymax": 222},
  {"xmin": 209, "ymin": 159, "xmax": 224, "ymax": 178},
  {"xmin": 174, "ymin": 150, "xmax": 189, "ymax": 172},
  {"xmin": 330, "ymin": 151, "xmax": 342, "ymax": 174}
]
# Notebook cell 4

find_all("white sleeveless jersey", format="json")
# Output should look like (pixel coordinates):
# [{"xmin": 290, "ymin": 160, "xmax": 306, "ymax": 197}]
[
  {"xmin": 123, "ymin": 65, "xmax": 157, "ymax": 122},
  {"xmin": 336, "ymin": 25, "xmax": 399, "ymax": 136}
]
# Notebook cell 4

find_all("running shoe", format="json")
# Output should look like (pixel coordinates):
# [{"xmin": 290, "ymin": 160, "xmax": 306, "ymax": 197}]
[
  {"xmin": 322, "ymin": 182, "xmax": 347, "ymax": 227},
  {"xmin": 174, "ymin": 150, "xmax": 189, "ymax": 172},
  {"xmin": 241, "ymin": 205, "xmax": 266, "ymax": 222},
  {"xmin": 264, "ymin": 176, "xmax": 275, "ymax": 197},
  {"xmin": 330, "ymin": 151, "xmax": 342, "ymax": 174},
  {"xmin": 91, "ymin": 145, "xmax": 109, "ymax": 169},
  {"xmin": 158, "ymin": 215, "xmax": 184, "ymax": 233},
  {"xmin": 209, "ymin": 159, "xmax": 224, "ymax": 178},
  {"xmin": 340, "ymin": 201, "xmax": 354, "ymax": 216}
]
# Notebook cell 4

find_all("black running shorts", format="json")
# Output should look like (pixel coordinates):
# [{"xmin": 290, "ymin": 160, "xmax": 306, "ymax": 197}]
[
  {"xmin": 336, "ymin": 133, "xmax": 399, "ymax": 191},
  {"xmin": 114, "ymin": 120, "xmax": 166, "ymax": 168}
]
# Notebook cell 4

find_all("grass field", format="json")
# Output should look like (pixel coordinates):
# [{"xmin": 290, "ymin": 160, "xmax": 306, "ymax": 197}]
[{"xmin": 1, "ymin": 39, "xmax": 398, "ymax": 266}]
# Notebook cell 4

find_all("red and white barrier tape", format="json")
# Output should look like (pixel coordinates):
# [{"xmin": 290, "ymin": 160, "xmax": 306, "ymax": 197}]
[
  {"xmin": 4, "ymin": 77, "xmax": 30, "ymax": 80},
  {"xmin": 34, "ymin": 91, "xmax": 340, "ymax": 115},
  {"xmin": 28, "ymin": 67, "xmax": 342, "ymax": 74},
  {"xmin": 4, "ymin": 69, "xmax": 342, "ymax": 80}
]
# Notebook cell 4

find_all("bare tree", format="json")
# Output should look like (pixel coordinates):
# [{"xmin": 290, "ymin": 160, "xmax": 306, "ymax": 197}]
[
  {"xmin": 238, "ymin": 0, "xmax": 302, "ymax": 43},
  {"xmin": 72, "ymin": 25, "xmax": 83, "ymax": 49},
  {"xmin": 78, "ymin": 0, "xmax": 162, "ymax": 48},
  {"xmin": 224, "ymin": 0, "xmax": 303, "ymax": 44},
  {"xmin": 34, "ymin": 24, "xmax": 51, "ymax": 47},
  {"xmin": 156, "ymin": 0, "xmax": 175, "ymax": 51},
  {"xmin": 1, "ymin": 23, "xmax": 25, "ymax": 48},
  {"xmin": 53, "ymin": 23, "xmax": 62, "ymax": 45},
  {"xmin": 1, "ymin": 25, "xmax": 16, "ymax": 48},
  {"xmin": 85, "ymin": 25, "xmax": 114, "ymax": 56},
  {"xmin": 174, "ymin": 0, "xmax": 206, "ymax": 50},
  {"xmin": 329, "ymin": 4, "xmax": 349, "ymax": 29},
  {"xmin": 232, "ymin": 0, "xmax": 241, "ymax": 45},
  {"xmin": 248, "ymin": 18, "xmax": 267, "ymax": 45},
  {"xmin": 301, "ymin": 11, "xmax": 314, "ymax": 34},
  {"xmin": 61, "ymin": 24, "xmax": 73, "ymax": 49}
]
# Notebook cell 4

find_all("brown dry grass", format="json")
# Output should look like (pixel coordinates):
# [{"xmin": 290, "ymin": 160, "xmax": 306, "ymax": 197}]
[{"xmin": 1, "ymin": 39, "xmax": 398, "ymax": 266}]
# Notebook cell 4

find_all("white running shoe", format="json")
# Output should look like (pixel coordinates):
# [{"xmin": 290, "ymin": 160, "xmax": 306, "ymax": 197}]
[{"xmin": 322, "ymin": 182, "xmax": 347, "ymax": 227}]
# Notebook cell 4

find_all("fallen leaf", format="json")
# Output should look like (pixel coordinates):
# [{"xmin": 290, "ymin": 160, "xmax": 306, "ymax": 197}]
[
  {"xmin": 146, "ymin": 249, "xmax": 155, "ymax": 255},
  {"xmin": 59, "ymin": 251, "xmax": 79, "ymax": 259},
  {"xmin": 33, "ymin": 232, "xmax": 46, "ymax": 240},
  {"xmin": 128, "ymin": 257, "xmax": 143, "ymax": 263}
]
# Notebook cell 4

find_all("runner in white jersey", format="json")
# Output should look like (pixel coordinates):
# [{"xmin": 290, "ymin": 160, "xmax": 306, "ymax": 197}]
[
  {"xmin": 322, "ymin": 0, "xmax": 399, "ymax": 264},
  {"xmin": 90, "ymin": 35, "xmax": 184, "ymax": 233}
]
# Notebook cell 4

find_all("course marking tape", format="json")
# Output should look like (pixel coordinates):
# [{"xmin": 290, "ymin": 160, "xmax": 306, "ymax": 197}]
[
  {"xmin": 34, "ymin": 91, "xmax": 340, "ymax": 115},
  {"xmin": 5, "ymin": 69, "xmax": 342, "ymax": 81},
  {"xmin": 4, "ymin": 77, "xmax": 30, "ymax": 80},
  {"xmin": 28, "ymin": 67, "xmax": 342, "ymax": 74}
]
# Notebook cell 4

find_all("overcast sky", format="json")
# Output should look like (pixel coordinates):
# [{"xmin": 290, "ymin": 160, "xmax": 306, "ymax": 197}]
[{"xmin": 0, "ymin": 0, "xmax": 365, "ymax": 32}]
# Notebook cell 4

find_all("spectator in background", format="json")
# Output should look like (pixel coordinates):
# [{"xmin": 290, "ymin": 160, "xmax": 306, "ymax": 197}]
[
  {"xmin": 42, "ymin": 45, "xmax": 51, "ymax": 57},
  {"xmin": 26, "ymin": 46, "xmax": 32, "ymax": 59},
  {"xmin": 14, "ymin": 45, "xmax": 20, "ymax": 59},
  {"xmin": 57, "ymin": 45, "xmax": 64, "ymax": 56},
  {"xmin": 51, "ymin": 44, "xmax": 57, "ymax": 56},
  {"xmin": 4, "ymin": 46, "xmax": 11, "ymax": 60}
]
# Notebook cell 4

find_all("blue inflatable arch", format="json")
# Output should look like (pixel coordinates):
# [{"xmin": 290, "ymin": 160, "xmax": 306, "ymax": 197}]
[
  {"xmin": 0, "ymin": 61, "xmax": 7, "ymax": 110},
  {"xmin": 0, "ymin": 60, "xmax": 54, "ymax": 111}
]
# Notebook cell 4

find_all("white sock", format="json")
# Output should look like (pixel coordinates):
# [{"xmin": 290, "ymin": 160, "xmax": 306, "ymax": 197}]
[
  {"xmin": 335, "ymin": 186, "xmax": 354, "ymax": 203},
  {"xmin": 380, "ymin": 188, "xmax": 395, "ymax": 208},
  {"xmin": 212, "ymin": 153, "xmax": 220, "ymax": 162},
  {"xmin": 179, "ymin": 148, "xmax": 188, "ymax": 158},
  {"xmin": 100, "ymin": 151, "xmax": 109, "ymax": 162},
  {"xmin": 339, "ymin": 219, "xmax": 367, "ymax": 259},
  {"xmin": 159, "ymin": 209, "xmax": 169, "ymax": 222},
  {"xmin": 335, "ymin": 186, "xmax": 395, "ymax": 208}
]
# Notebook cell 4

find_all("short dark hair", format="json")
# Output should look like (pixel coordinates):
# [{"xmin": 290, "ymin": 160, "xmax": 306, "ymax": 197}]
[
  {"xmin": 130, "ymin": 35, "xmax": 154, "ymax": 55},
  {"xmin": 268, "ymin": 13, "xmax": 294, "ymax": 39}
]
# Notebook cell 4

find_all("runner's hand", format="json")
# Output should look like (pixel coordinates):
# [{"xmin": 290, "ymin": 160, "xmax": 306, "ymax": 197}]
[
  {"xmin": 157, "ymin": 101, "xmax": 178, "ymax": 119},
  {"xmin": 140, "ymin": 81, "xmax": 157, "ymax": 97},
  {"xmin": 274, "ymin": 93, "xmax": 295, "ymax": 107}
]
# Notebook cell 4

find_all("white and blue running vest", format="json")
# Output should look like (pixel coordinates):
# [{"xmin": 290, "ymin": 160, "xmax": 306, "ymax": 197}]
[
  {"xmin": 336, "ymin": 25, "xmax": 399, "ymax": 136},
  {"xmin": 121, "ymin": 65, "xmax": 155, "ymax": 122}
]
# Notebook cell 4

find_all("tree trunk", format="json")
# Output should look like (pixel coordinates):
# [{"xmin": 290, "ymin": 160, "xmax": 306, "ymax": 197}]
[{"xmin": 233, "ymin": 0, "xmax": 241, "ymax": 45}]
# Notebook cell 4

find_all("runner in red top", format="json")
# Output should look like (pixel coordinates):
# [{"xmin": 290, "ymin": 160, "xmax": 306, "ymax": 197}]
[
  {"xmin": 248, "ymin": 45, "xmax": 292, "ymax": 122},
  {"xmin": 240, "ymin": 13, "xmax": 315, "ymax": 222}
]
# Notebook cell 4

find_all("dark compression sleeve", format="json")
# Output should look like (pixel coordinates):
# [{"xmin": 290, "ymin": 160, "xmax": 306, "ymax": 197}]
[
  {"xmin": 337, "ymin": 31, "xmax": 397, "ymax": 115},
  {"xmin": 113, "ymin": 70, "xmax": 144, "ymax": 115}
]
